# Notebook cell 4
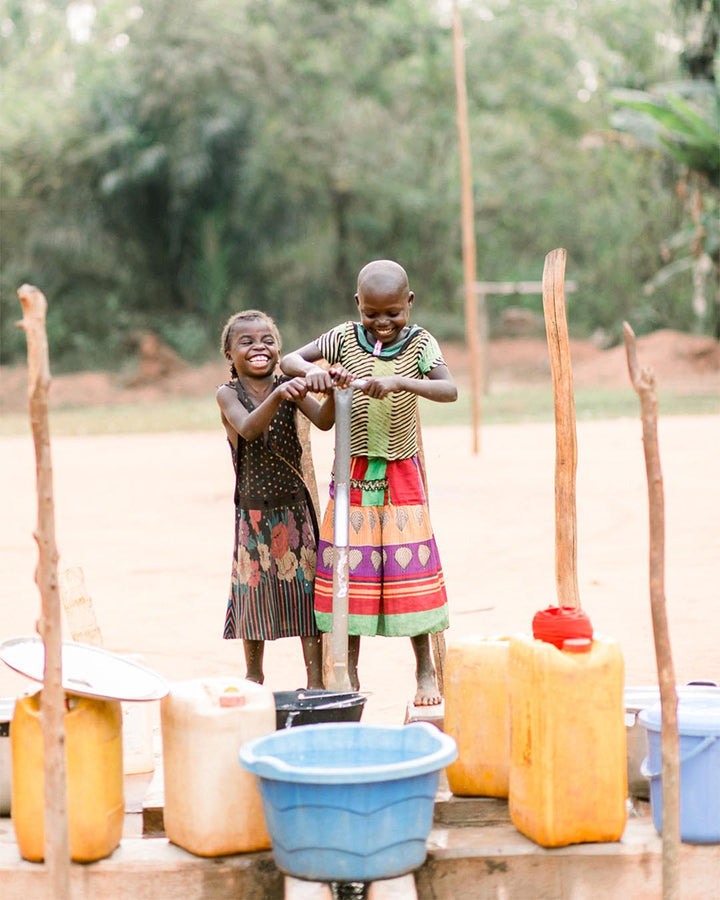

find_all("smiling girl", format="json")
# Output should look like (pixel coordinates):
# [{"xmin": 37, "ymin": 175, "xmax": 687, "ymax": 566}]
[
  {"xmin": 280, "ymin": 261, "xmax": 457, "ymax": 706},
  {"xmin": 217, "ymin": 310, "xmax": 335, "ymax": 688}
]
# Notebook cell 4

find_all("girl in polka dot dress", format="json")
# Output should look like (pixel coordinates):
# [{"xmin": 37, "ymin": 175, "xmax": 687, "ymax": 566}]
[{"xmin": 217, "ymin": 310, "xmax": 335, "ymax": 688}]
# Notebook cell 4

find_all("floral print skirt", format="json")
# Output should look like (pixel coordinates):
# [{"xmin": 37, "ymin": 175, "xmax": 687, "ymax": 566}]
[{"xmin": 223, "ymin": 499, "xmax": 320, "ymax": 641}]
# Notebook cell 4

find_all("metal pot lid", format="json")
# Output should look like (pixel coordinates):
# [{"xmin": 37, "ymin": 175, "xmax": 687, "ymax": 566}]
[{"xmin": 0, "ymin": 637, "xmax": 169, "ymax": 702}]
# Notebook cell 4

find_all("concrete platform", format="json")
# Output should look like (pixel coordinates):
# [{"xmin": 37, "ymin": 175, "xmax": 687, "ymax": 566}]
[
  {"xmin": 2, "ymin": 813, "xmax": 718, "ymax": 899},
  {"xmin": 2, "ymin": 787, "xmax": 718, "ymax": 899},
  {"xmin": 421, "ymin": 818, "xmax": 719, "ymax": 899}
]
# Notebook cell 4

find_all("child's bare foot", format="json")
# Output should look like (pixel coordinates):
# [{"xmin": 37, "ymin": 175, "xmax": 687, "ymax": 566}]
[
  {"xmin": 410, "ymin": 634, "xmax": 442, "ymax": 705},
  {"xmin": 414, "ymin": 670, "xmax": 442, "ymax": 706}
]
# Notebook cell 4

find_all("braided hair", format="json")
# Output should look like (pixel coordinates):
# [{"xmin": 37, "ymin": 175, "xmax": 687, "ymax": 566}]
[{"xmin": 220, "ymin": 310, "xmax": 282, "ymax": 378}]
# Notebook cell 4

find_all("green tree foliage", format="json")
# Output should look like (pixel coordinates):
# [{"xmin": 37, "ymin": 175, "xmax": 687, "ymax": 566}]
[
  {"xmin": 611, "ymin": 0, "xmax": 719, "ymax": 334},
  {"xmin": 0, "ymin": 0, "xmax": 705, "ymax": 370},
  {"xmin": 450, "ymin": 0, "xmax": 684, "ymax": 340}
]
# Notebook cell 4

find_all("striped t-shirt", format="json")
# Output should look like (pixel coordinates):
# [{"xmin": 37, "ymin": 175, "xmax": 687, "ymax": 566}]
[{"xmin": 316, "ymin": 321, "xmax": 446, "ymax": 461}]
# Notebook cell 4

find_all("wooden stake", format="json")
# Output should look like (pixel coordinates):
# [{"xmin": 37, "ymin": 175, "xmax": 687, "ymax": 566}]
[
  {"xmin": 16, "ymin": 284, "xmax": 71, "ymax": 897},
  {"xmin": 542, "ymin": 249, "xmax": 580, "ymax": 608},
  {"xmin": 297, "ymin": 411, "xmax": 321, "ymax": 522},
  {"xmin": 59, "ymin": 567, "xmax": 104, "ymax": 647},
  {"xmin": 623, "ymin": 322, "xmax": 680, "ymax": 900},
  {"xmin": 452, "ymin": 0, "xmax": 483, "ymax": 454}
]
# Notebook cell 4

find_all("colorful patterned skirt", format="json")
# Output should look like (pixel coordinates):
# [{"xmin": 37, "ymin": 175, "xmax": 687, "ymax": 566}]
[
  {"xmin": 314, "ymin": 456, "xmax": 449, "ymax": 637},
  {"xmin": 224, "ymin": 498, "xmax": 320, "ymax": 641}
]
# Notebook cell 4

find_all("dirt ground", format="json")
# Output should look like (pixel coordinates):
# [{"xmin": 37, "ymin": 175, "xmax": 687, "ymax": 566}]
[{"xmin": 1, "ymin": 332, "xmax": 718, "ymax": 723}]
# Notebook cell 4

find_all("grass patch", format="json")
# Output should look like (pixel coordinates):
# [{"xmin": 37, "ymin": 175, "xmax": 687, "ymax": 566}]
[
  {"xmin": 420, "ymin": 385, "xmax": 719, "ymax": 427},
  {"xmin": 1, "ymin": 386, "xmax": 717, "ymax": 438},
  {"xmin": 0, "ymin": 395, "xmax": 221, "ymax": 437}
]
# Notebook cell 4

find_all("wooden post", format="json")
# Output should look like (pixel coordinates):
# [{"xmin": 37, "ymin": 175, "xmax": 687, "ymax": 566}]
[
  {"xmin": 542, "ymin": 249, "xmax": 580, "ymax": 608},
  {"xmin": 452, "ymin": 0, "xmax": 482, "ymax": 454},
  {"xmin": 59, "ymin": 567, "xmax": 104, "ymax": 647},
  {"xmin": 16, "ymin": 284, "xmax": 71, "ymax": 898},
  {"xmin": 623, "ymin": 322, "xmax": 680, "ymax": 900},
  {"xmin": 297, "ymin": 412, "xmax": 321, "ymax": 522}
]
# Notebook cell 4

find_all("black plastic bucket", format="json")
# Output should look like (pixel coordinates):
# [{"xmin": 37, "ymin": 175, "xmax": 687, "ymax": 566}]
[{"xmin": 273, "ymin": 689, "xmax": 368, "ymax": 729}]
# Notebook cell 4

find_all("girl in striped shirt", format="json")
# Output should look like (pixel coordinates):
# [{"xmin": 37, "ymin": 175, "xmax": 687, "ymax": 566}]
[{"xmin": 281, "ymin": 260, "xmax": 457, "ymax": 705}]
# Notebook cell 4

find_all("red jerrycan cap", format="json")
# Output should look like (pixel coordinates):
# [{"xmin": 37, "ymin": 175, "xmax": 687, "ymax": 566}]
[{"xmin": 532, "ymin": 606, "xmax": 593, "ymax": 649}]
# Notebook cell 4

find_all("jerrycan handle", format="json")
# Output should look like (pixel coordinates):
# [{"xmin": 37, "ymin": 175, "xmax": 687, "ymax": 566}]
[{"xmin": 640, "ymin": 735, "xmax": 718, "ymax": 780}]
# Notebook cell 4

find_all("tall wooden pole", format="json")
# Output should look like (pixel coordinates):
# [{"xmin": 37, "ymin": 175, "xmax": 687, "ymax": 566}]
[
  {"xmin": 452, "ymin": 0, "xmax": 482, "ymax": 454},
  {"xmin": 542, "ymin": 249, "xmax": 580, "ymax": 609},
  {"xmin": 623, "ymin": 322, "xmax": 680, "ymax": 900},
  {"xmin": 16, "ymin": 284, "xmax": 71, "ymax": 898}
]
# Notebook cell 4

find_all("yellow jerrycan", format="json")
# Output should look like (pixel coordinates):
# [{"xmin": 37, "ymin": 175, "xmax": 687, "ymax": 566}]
[
  {"xmin": 508, "ymin": 634, "xmax": 627, "ymax": 847},
  {"xmin": 11, "ymin": 690, "xmax": 124, "ymax": 862},
  {"xmin": 161, "ymin": 676, "xmax": 275, "ymax": 856},
  {"xmin": 444, "ymin": 636, "xmax": 511, "ymax": 797}
]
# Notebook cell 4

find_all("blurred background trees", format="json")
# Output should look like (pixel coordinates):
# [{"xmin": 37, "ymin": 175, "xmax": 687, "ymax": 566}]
[
  {"xmin": 1, "ymin": 0, "xmax": 717, "ymax": 371},
  {"xmin": 611, "ymin": 0, "xmax": 719, "ymax": 337}
]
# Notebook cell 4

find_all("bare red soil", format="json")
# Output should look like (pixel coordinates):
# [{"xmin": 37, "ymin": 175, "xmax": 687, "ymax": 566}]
[{"xmin": 2, "ymin": 330, "xmax": 718, "ymax": 415}]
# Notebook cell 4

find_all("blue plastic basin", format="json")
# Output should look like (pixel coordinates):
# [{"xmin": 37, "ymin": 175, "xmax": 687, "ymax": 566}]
[{"xmin": 239, "ymin": 721, "xmax": 457, "ymax": 882}]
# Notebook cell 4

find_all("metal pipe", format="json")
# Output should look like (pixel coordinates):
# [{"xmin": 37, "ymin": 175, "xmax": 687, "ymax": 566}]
[{"xmin": 326, "ymin": 383, "xmax": 364, "ymax": 691}]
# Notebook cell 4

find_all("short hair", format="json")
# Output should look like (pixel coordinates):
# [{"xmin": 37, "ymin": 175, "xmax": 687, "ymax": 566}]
[{"xmin": 357, "ymin": 259, "xmax": 409, "ymax": 296}]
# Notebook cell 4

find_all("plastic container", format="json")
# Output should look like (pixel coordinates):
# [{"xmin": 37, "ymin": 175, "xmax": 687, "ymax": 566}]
[
  {"xmin": 161, "ymin": 677, "xmax": 275, "ymax": 857},
  {"xmin": 0, "ymin": 698, "xmax": 15, "ymax": 816},
  {"xmin": 509, "ymin": 634, "xmax": 627, "ymax": 848},
  {"xmin": 639, "ymin": 692, "xmax": 720, "ymax": 844},
  {"xmin": 625, "ymin": 683, "xmax": 720, "ymax": 800},
  {"xmin": 444, "ymin": 636, "xmax": 510, "ymax": 797},
  {"xmin": 625, "ymin": 685, "xmax": 663, "ymax": 801},
  {"xmin": 121, "ymin": 654, "xmax": 157, "ymax": 774},
  {"xmin": 239, "ymin": 721, "xmax": 458, "ymax": 883},
  {"xmin": 273, "ymin": 689, "xmax": 367, "ymax": 729},
  {"xmin": 122, "ymin": 699, "xmax": 157, "ymax": 774},
  {"xmin": 11, "ymin": 690, "xmax": 123, "ymax": 862}
]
